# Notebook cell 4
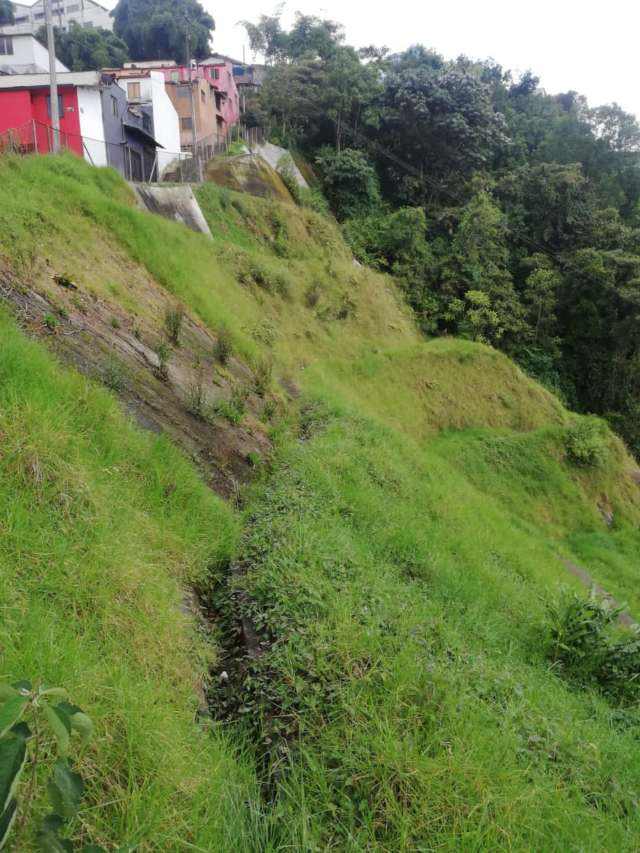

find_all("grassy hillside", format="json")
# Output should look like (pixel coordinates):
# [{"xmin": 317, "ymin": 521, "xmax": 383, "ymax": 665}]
[{"xmin": 1, "ymin": 154, "xmax": 640, "ymax": 850}]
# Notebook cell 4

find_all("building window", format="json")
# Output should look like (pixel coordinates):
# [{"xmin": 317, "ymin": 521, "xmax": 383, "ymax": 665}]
[
  {"xmin": 180, "ymin": 117, "xmax": 193, "ymax": 131},
  {"xmin": 67, "ymin": 3, "xmax": 79, "ymax": 9},
  {"xmin": 34, "ymin": 12, "xmax": 45, "ymax": 18},
  {"xmin": 111, "ymin": 96, "xmax": 118, "ymax": 117},
  {"xmin": 127, "ymin": 81, "xmax": 141, "ymax": 100},
  {"xmin": 200, "ymin": 89, "xmax": 206, "ymax": 104},
  {"xmin": 46, "ymin": 94, "xmax": 64, "ymax": 119},
  {"xmin": 14, "ymin": 15, "xmax": 28, "ymax": 23},
  {"xmin": 0, "ymin": 36, "xmax": 13, "ymax": 55},
  {"xmin": 170, "ymin": 71, "xmax": 179, "ymax": 82},
  {"xmin": 83, "ymin": 21, "xmax": 94, "ymax": 27},
  {"xmin": 142, "ymin": 113, "xmax": 151, "ymax": 132},
  {"xmin": 212, "ymin": 68, "xmax": 219, "ymax": 80}
]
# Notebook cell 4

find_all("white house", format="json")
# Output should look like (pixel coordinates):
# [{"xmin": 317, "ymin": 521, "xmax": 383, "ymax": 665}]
[
  {"xmin": 0, "ymin": 0, "xmax": 113, "ymax": 35},
  {"xmin": 0, "ymin": 32, "xmax": 68, "ymax": 74},
  {"xmin": 113, "ymin": 69, "xmax": 181, "ymax": 176}
]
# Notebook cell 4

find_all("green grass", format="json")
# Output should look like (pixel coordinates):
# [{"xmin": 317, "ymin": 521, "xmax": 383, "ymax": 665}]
[
  {"xmin": 0, "ymin": 309, "xmax": 264, "ymax": 850},
  {"xmin": 1, "ymin": 154, "xmax": 640, "ymax": 850}
]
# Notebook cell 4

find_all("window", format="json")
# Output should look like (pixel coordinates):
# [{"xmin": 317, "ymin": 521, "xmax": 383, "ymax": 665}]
[
  {"xmin": 0, "ymin": 37, "xmax": 13, "ymax": 55},
  {"xmin": 46, "ymin": 95, "xmax": 64, "ymax": 119},
  {"xmin": 83, "ymin": 21, "xmax": 94, "ymax": 27},
  {"xmin": 67, "ymin": 3, "xmax": 79, "ymax": 9},
  {"xmin": 127, "ymin": 81, "xmax": 141, "ymax": 100},
  {"xmin": 180, "ymin": 117, "xmax": 193, "ymax": 131},
  {"xmin": 200, "ymin": 89, "xmax": 206, "ymax": 104},
  {"xmin": 212, "ymin": 68, "xmax": 219, "ymax": 80},
  {"xmin": 170, "ymin": 71, "xmax": 179, "ymax": 83},
  {"xmin": 142, "ymin": 113, "xmax": 151, "ymax": 132},
  {"xmin": 34, "ymin": 11, "xmax": 45, "ymax": 18},
  {"xmin": 111, "ymin": 96, "xmax": 118, "ymax": 118},
  {"xmin": 14, "ymin": 15, "xmax": 28, "ymax": 23}
]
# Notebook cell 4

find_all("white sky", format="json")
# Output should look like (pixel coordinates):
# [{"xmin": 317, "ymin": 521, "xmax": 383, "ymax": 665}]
[{"xmin": 105, "ymin": 1, "xmax": 640, "ymax": 119}]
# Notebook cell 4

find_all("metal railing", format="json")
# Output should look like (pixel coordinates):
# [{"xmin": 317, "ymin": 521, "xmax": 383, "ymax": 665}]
[{"xmin": 0, "ymin": 120, "xmax": 267, "ymax": 185}]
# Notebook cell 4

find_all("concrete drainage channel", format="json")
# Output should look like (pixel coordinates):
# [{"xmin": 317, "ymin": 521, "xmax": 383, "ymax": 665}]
[{"xmin": 130, "ymin": 184, "xmax": 213, "ymax": 238}]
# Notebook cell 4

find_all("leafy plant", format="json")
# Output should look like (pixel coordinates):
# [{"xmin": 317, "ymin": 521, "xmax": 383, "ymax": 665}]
[
  {"xmin": 253, "ymin": 359, "xmax": 273, "ymax": 397},
  {"xmin": 0, "ymin": 681, "xmax": 95, "ymax": 851},
  {"xmin": 546, "ymin": 592, "xmax": 640, "ymax": 704},
  {"xmin": 565, "ymin": 416, "xmax": 610, "ymax": 467},
  {"xmin": 164, "ymin": 305, "xmax": 184, "ymax": 347},
  {"xmin": 213, "ymin": 387, "xmax": 247, "ymax": 425},
  {"xmin": 100, "ymin": 358, "xmax": 126, "ymax": 392}
]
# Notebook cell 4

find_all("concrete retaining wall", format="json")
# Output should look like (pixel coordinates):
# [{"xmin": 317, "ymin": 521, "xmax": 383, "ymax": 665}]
[{"xmin": 130, "ymin": 184, "xmax": 212, "ymax": 238}]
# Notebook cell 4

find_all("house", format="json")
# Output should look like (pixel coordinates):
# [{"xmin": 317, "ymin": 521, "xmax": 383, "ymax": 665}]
[
  {"xmin": 124, "ymin": 57, "xmax": 241, "ymax": 142},
  {"xmin": 164, "ymin": 75, "xmax": 218, "ymax": 153},
  {"xmin": 0, "ymin": 70, "xmax": 162, "ymax": 180},
  {"xmin": 0, "ymin": 32, "xmax": 68, "ymax": 75},
  {"xmin": 0, "ymin": 0, "xmax": 113, "ymax": 35},
  {"xmin": 106, "ymin": 67, "xmax": 181, "ymax": 175}
]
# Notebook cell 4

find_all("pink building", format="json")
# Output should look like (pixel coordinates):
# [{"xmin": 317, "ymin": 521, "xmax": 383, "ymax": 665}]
[{"xmin": 123, "ymin": 56, "xmax": 241, "ymax": 140}]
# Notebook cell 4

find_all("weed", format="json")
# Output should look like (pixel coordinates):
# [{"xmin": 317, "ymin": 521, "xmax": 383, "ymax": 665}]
[
  {"xmin": 253, "ymin": 359, "xmax": 273, "ymax": 397},
  {"xmin": 101, "ymin": 357, "xmax": 126, "ymax": 392},
  {"xmin": 154, "ymin": 342, "xmax": 171, "ymax": 381},
  {"xmin": 110, "ymin": 316, "xmax": 121, "ymax": 330},
  {"xmin": 43, "ymin": 313, "xmax": 59, "ymax": 332},
  {"xmin": 305, "ymin": 282, "xmax": 322, "ymax": 308},
  {"xmin": 213, "ymin": 386, "xmax": 247, "ymax": 424},
  {"xmin": 214, "ymin": 324, "xmax": 233, "ymax": 365},
  {"xmin": 164, "ymin": 305, "xmax": 184, "ymax": 346}
]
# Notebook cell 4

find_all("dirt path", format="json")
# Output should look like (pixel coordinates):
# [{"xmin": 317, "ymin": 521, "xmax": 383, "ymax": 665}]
[{"xmin": 563, "ymin": 559, "xmax": 636, "ymax": 628}]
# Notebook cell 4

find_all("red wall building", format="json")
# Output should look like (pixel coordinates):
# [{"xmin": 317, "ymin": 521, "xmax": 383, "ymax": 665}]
[{"xmin": 0, "ymin": 83, "xmax": 82, "ymax": 154}]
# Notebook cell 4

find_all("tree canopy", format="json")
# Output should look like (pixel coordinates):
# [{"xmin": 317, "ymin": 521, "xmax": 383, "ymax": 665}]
[
  {"xmin": 244, "ymin": 14, "xmax": 640, "ymax": 457},
  {"xmin": 111, "ymin": 0, "xmax": 214, "ymax": 63},
  {"xmin": 36, "ymin": 23, "xmax": 129, "ymax": 72}
]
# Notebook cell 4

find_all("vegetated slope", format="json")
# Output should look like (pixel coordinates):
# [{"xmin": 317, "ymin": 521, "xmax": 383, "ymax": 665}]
[{"xmin": 1, "ymin": 154, "xmax": 640, "ymax": 849}]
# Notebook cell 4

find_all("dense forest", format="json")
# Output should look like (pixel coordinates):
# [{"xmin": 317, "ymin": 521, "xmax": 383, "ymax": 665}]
[{"xmin": 244, "ymin": 14, "xmax": 640, "ymax": 455}]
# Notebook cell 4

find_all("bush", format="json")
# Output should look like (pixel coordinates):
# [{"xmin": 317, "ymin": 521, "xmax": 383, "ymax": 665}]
[
  {"xmin": 164, "ymin": 305, "xmax": 184, "ymax": 346},
  {"xmin": 565, "ymin": 416, "xmax": 609, "ymax": 467},
  {"xmin": 253, "ymin": 359, "xmax": 272, "ymax": 397},
  {"xmin": 154, "ymin": 342, "xmax": 171, "ymax": 380},
  {"xmin": 547, "ymin": 592, "xmax": 640, "ymax": 704}
]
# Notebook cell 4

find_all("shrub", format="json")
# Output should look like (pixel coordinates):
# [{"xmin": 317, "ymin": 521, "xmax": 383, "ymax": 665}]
[
  {"xmin": 546, "ymin": 592, "xmax": 640, "ymax": 704},
  {"xmin": 43, "ymin": 313, "xmax": 59, "ymax": 332},
  {"xmin": 565, "ymin": 416, "xmax": 609, "ymax": 467},
  {"xmin": 164, "ymin": 305, "xmax": 184, "ymax": 346},
  {"xmin": 214, "ymin": 324, "xmax": 233, "ymax": 365},
  {"xmin": 213, "ymin": 386, "xmax": 247, "ymax": 425},
  {"xmin": 315, "ymin": 147, "xmax": 381, "ymax": 221}
]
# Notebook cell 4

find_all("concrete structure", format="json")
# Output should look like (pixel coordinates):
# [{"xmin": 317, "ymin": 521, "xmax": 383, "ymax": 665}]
[
  {"xmin": 131, "ymin": 184, "xmax": 212, "ymax": 237},
  {"xmin": 0, "ymin": 32, "xmax": 68, "ymax": 74},
  {"xmin": 0, "ymin": 0, "xmax": 113, "ymax": 35},
  {"xmin": 255, "ymin": 142, "xmax": 309, "ymax": 189},
  {"xmin": 109, "ymin": 68, "xmax": 181, "ymax": 175},
  {"xmin": 0, "ymin": 71, "xmax": 161, "ymax": 180}
]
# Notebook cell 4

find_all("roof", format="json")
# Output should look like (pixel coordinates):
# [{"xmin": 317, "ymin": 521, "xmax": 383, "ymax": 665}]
[
  {"xmin": 124, "ymin": 60, "xmax": 177, "ymax": 69},
  {"xmin": 0, "ymin": 70, "xmax": 105, "ymax": 89},
  {"xmin": 11, "ymin": 0, "xmax": 111, "ymax": 11}
]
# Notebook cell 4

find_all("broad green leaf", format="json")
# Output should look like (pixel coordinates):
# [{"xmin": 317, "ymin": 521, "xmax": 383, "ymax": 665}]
[
  {"xmin": 11, "ymin": 681, "xmax": 32, "ymax": 694},
  {"xmin": 0, "ymin": 799, "xmax": 17, "ymax": 851},
  {"xmin": 46, "ymin": 760, "xmax": 83, "ymax": 820},
  {"xmin": 36, "ymin": 814, "xmax": 73, "ymax": 853},
  {"xmin": 0, "ymin": 687, "xmax": 18, "ymax": 703},
  {"xmin": 80, "ymin": 846, "xmax": 107, "ymax": 852},
  {"xmin": 10, "ymin": 722, "xmax": 31, "ymax": 741},
  {"xmin": 43, "ymin": 706, "xmax": 70, "ymax": 757},
  {"xmin": 55, "ymin": 704, "xmax": 93, "ymax": 745},
  {"xmin": 0, "ymin": 734, "xmax": 28, "ymax": 814},
  {"xmin": 0, "ymin": 697, "xmax": 28, "ymax": 739},
  {"xmin": 40, "ymin": 687, "xmax": 69, "ymax": 701}
]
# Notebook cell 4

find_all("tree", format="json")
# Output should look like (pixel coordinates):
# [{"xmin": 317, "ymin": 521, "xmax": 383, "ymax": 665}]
[
  {"xmin": 0, "ymin": 0, "xmax": 13, "ymax": 25},
  {"xmin": 315, "ymin": 147, "xmax": 381, "ymax": 220},
  {"xmin": 37, "ymin": 23, "xmax": 129, "ymax": 72},
  {"xmin": 112, "ymin": 0, "xmax": 214, "ymax": 63}
]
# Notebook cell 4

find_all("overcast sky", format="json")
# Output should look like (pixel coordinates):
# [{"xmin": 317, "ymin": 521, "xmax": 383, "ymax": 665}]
[{"xmin": 107, "ymin": 1, "xmax": 640, "ymax": 118}]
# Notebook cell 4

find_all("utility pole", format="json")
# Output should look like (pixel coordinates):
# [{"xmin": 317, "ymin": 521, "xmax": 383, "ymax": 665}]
[
  {"xmin": 44, "ymin": 0, "xmax": 60, "ymax": 152},
  {"xmin": 185, "ymin": 22, "xmax": 202, "ymax": 181}
]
